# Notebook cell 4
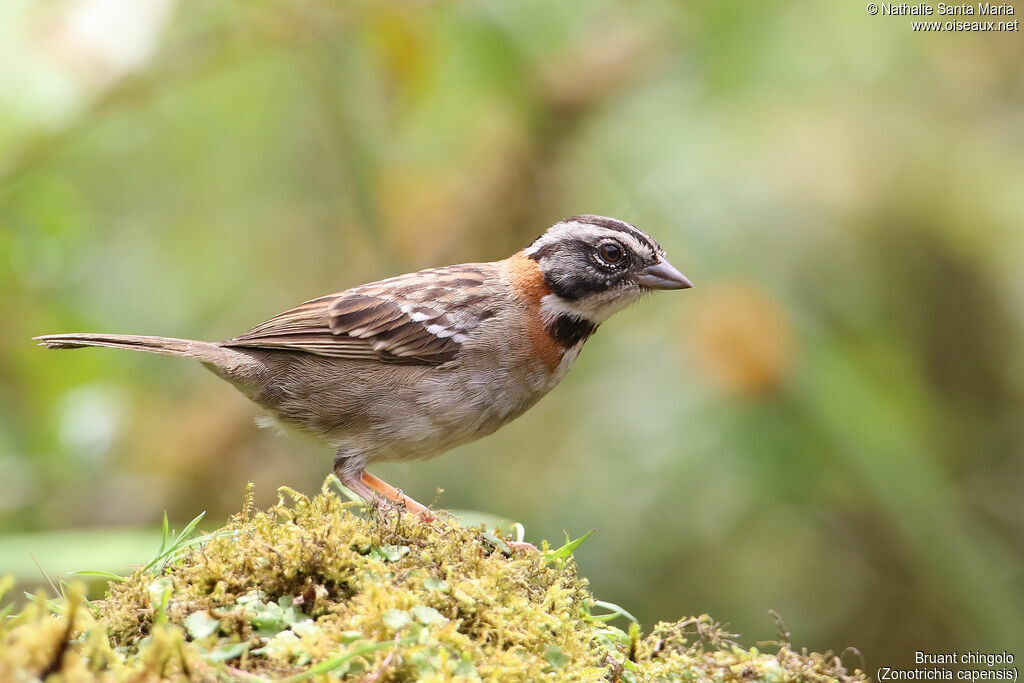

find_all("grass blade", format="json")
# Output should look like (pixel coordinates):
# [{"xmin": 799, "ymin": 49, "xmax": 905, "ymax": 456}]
[
  {"xmin": 544, "ymin": 530, "xmax": 594, "ymax": 563},
  {"xmin": 283, "ymin": 637, "xmax": 414, "ymax": 682},
  {"xmin": 71, "ymin": 570, "xmax": 125, "ymax": 582},
  {"xmin": 158, "ymin": 511, "xmax": 169, "ymax": 558},
  {"xmin": 590, "ymin": 599, "xmax": 638, "ymax": 624},
  {"xmin": 143, "ymin": 511, "xmax": 208, "ymax": 574}
]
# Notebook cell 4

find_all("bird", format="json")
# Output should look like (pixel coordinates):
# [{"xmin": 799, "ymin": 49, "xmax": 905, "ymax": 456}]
[{"xmin": 35, "ymin": 215, "xmax": 692, "ymax": 521}]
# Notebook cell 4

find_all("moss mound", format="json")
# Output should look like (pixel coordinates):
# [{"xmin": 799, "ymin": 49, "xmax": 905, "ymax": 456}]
[{"xmin": 0, "ymin": 482, "xmax": 866, "ymax": 681}]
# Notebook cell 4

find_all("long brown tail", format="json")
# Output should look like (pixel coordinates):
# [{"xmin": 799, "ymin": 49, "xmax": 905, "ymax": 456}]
[{"xmin": 34, "ymin": 333, "xmax": 222, "ymax": 362}]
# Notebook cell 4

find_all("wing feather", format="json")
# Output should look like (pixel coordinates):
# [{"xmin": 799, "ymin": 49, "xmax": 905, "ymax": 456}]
[{"xmin": 222, "ymin": 263, "xmax": 499, "ymax": 365}]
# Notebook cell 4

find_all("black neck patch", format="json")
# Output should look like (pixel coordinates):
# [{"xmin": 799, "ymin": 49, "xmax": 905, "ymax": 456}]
[{"xmin": 547, "ymin": 314, "xmax": 598, "ymax": 348}]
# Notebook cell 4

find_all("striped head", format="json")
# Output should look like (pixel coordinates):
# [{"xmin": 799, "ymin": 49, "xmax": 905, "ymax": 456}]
[{"xmin": 524, "ymin": 215, "xmax": 692, "ymax": 329}]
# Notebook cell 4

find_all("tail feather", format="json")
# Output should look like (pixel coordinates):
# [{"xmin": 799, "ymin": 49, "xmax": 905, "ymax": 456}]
[{"xmin": 34, "ymin": 333, "xmax": 214, "ymax": 359}]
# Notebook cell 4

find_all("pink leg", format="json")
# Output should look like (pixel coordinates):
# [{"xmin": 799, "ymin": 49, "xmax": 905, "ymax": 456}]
[{"xmin": 341, "ymin": 470, "xmax": 435, "ymax": 522}]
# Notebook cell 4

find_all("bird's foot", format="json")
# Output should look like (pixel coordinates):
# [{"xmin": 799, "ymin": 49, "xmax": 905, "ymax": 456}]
[{"xmin": 340, "ymin": 470, "xmax": 436, "ymax": 523}]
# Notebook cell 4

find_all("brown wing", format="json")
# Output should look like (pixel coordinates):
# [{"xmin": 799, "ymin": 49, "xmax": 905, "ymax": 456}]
[{"xmin": 223, "ymin": 263, "xmax": 498, "ymax": 365}]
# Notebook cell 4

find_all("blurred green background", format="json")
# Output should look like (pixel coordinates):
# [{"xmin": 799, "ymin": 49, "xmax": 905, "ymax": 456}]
[{"xmin": 2, "ymin": 0, "xmax": 1023, "ymax": 670}]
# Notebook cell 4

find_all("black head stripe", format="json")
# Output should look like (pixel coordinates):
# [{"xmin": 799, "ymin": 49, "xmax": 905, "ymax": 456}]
[
  {"xmin": 527, "ymin": 241, "xmax": 559, "ymax": 261},
  {"xmin": 562, "ymin": 214, "xmax": 660, "ymax": 253}
]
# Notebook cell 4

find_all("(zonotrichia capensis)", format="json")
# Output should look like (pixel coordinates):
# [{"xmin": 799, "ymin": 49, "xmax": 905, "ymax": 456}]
[{"xmin": 36, "ymin": 215, "xmax": 692, "ymax": 520}]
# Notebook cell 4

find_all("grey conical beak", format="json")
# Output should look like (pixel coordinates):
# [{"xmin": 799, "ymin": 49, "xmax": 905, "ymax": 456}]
[{"xmin": 635, "ymin": 258, "xmax": 693, "ymax": 290}]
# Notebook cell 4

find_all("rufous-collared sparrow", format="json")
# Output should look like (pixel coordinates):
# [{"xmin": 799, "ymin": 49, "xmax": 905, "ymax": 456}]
[{"xmin": 36, "ymin": 215, "xmax": 692, "ymax": 520}]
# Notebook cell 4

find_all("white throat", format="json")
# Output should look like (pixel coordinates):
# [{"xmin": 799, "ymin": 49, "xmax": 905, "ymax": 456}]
[{"xmin": 538, "ymin": 292, "xmax": 637, "ymax": 328}]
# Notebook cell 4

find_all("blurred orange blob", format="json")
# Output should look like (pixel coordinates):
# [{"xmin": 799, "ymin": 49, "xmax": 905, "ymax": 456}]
[{"xmin": 689, "ymin": 281, "xmax": 796, "ymax": 397}]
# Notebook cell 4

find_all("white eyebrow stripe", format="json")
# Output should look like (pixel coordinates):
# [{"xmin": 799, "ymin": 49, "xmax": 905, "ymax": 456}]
[{"xmin": 525, "ymin": 221, "xmax": 659, "ymax": 260}]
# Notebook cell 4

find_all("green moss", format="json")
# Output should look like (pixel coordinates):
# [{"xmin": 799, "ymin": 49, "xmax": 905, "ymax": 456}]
[{"xmin": 0, "ymin": 481, "xmax": 867, "ymax": 681}]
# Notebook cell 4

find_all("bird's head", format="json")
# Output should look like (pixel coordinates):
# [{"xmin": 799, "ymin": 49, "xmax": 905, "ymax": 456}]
[{"xmin": 524, "ymin": 214, "xmax": 692, "ymax": 327}]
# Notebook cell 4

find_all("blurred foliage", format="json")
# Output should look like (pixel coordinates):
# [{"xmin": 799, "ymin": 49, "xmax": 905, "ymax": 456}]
[{"xmin": 1, "ymin": 0, "xmax": 1023, "ymax": 671}]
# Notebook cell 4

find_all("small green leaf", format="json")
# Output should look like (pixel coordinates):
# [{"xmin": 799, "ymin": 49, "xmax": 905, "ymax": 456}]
[
  {"xmin": 412, "ymin": 605, "xmax": 444, "ymax": 625},
  {"xmin": 410, "ymin": 648, "xmax": 438, "ymax": 676},
  {"xmin": 371, "ymin": 545, "xmax": 410, "ymax": 562},
  {"xmin": 290, "ymin": 619, "xmax": 319, "ymax": 637},
  {"xmin": 423, "ymin": 577, "xmax": 449, "ymax": 592},
  {"xmin": 454, "ymin": 652, "xmax": 477, "ymax": 676},
  {"xmin": 206, "ymin": 641, "xmax": 249, "ymax": 662},
  {"xmin": 544, "ymin": 530, "xmax": 594, "ymax": 563},
  {"xmin": 277, "ymin": 596, "xmax": 309, "ymax": 625},
  {"xmin": 544, "ymin": 645, "xmax": 570, "ymax": 669},
  {"xmin": 481, "ymin": 532, "xmax": 512, "ymax": 556},
  {"xmin": 238, "ymin": 594, "xmax": 294, "ymax": 636},
  {"xmin": 250, "ymin": 613, "xmax": 287, "ymax": 636},
  {"xmin": 597, "ymin": 625, "xmax": 631, "ymax": 647},
  {"xmin": 382, "ymin": 608, "xmax": 411, "ymax": 630},
  {"xmin": 184, "ymin": 610, "xmax": 220, "ymax": 639},
  {"xmin": 237, "ymin": 590, "xmax": 266, "ymax": 605}
]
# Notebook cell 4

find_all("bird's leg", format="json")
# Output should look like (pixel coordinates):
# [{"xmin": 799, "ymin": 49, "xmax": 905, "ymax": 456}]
[
  {"xmin": 359, "ymin": 471, "xmax": 435, "ymax": 522},
  {"xmin": 341, "ymin": 469, "xmax": 537, "ymax": 550},
  {"xmin": 334, "ymin": 455, "xmax": 434, "ymax": 522}
]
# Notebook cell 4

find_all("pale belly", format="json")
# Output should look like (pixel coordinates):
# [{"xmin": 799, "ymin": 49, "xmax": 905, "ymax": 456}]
[{"xmin": 212, "ymin": 345, "xmax": 582, "ymax": 468}]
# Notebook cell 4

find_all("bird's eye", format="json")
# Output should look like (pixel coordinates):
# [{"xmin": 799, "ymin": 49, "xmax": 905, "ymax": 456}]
[{"xmin": 598, "ymin": 243, "xmax": 624, "ymax": 265}]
